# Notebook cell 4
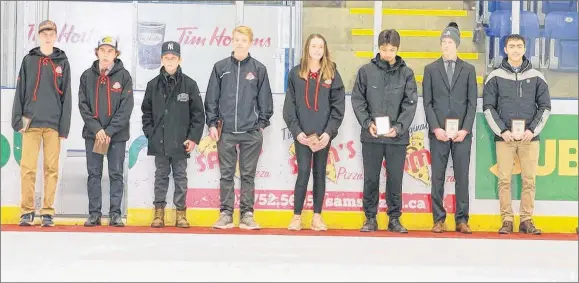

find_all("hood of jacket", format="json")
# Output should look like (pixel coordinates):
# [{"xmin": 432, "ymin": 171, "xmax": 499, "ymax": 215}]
[
  {"xmin": 371, "ymin": 54, "xmax": 406, "ymax": 72},
  {"xmin": 499, "ymin": 55, "xmax": 532, "ymax": 74},
  {"xmin": 29, "ymin": 47, "xmax": 68, "ymax": 60}
]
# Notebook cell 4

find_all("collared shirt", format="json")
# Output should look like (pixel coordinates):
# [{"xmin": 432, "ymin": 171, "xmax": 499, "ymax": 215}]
[
  {"xmin": 510, "ymin": 64, "xmax": 521, "ymax": 73},
  {"xmin": 443, "ymin": 58, "xmax": 456, "ymax": 73},
  {"xmin": 99, "ymin": 62, "xmax": 114, "ymax": 75}
]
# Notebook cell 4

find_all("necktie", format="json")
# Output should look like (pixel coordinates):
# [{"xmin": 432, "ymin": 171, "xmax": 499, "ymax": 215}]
[{"xmin": 447, "ymin": 61, "xmax": 454, "ymax": 88}]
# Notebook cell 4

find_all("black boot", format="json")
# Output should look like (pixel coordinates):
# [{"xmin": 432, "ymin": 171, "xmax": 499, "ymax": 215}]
[
  {"xmin": 360, "ymin": 217, "xmax": 378, "ymax": 232},
  {"xmin": 387, "ymin": 218, "xmax": 408, "ymax": 233}
]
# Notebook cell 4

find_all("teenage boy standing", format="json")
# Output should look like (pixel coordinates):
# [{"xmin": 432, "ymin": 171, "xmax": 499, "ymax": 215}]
[
  {"xmin": 12, "ymin": 20, "xmax": 72, "ymax": 227},
  {"xmin": 205, "ymin": 26, "xmax": 274, "ymax": 230},
  {"xmin": 142, "ymin": 41, "xmax": 205, "ymax": 228},
  {"xmin": 483, "ymin": 34, "xmax": 551, "ymax": 235},
  {"xmin": 352, "ymin": 29, "xmax": 418, "ymax": 233},
  {"xmin": 78, "ymin": 36, "xmax": 134, "ymax": 227},
  {"xmin": 422, "ymin": 22, "xmax": 478, "ymax": 234}
]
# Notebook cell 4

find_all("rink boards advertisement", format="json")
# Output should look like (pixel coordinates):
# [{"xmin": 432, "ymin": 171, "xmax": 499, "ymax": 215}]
[
  {"xmin": 2, "ymin": 88, "xmax": 577, "ymax": 217},
  {"xmin": 1, "ymin": 1, "xmax": 578, "ymax": 230}
]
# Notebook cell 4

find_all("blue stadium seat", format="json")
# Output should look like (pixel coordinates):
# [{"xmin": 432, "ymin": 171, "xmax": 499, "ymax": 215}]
[
  {"xmin": 543, "ymin": 12, "xmax": 578, "ymax": 71},
  {"xmin": 480, "ymin": 1, "xmax": 524, "ymax": 24},
  {"xmin": 488, "ymin": 0, "xmax": 524, "ymax": 12},
  {"xmin": 542, "ymin": 1, "xmax": 578, "ymax": 14},
  {"xmin": 486, "ymin": 10, "xmax": 541, "ymax": 68}
]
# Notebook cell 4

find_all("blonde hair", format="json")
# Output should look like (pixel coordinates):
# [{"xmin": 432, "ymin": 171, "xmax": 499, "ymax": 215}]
[
  {"xmin": 299, "ymin": 34, "xmax": 334, "ymax": 81},
  {"xmin": 232, "ymin": 26, "xmax": 254, "ymax": 42}
]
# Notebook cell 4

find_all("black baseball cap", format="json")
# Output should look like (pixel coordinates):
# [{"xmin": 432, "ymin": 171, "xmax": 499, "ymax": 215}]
[{"xmin": 161, "ymin": 41, "xmax": 180, "ymax": 57}]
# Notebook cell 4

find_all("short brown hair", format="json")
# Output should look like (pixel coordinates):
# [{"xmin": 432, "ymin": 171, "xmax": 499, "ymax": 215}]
[
  {"xmin": 94, "ymin": 47, "xmax": 121, "ymax": 58},
  {"xmin": 232, "ymin": 26, "xmax": 254, "ymax": 42}
]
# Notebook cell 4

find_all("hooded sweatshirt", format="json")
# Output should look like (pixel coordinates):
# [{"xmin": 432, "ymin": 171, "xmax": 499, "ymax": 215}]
[
  {"xmin": 282, "ymin": 63, "xmax": 346, "ymax": 139},
  {"xmin": 78, "ymin": 59, "xmax": 134, "ymax": 142},
  {"xmin": 11, "ymin": 47, "xmax": 72, "ymax": 137}
]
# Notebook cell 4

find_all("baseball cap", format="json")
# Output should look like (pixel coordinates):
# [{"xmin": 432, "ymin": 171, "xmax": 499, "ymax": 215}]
[
  {"xmin": 97, "ymin": 36, "xmax": 118, "ymax": 49},
  {"xmin": 161, "ymin": 41, "xmax": 181, "ymax": 57},
  {"xmin": 38, "ymin": 20, "xmax": 57, "ymax": 34}
]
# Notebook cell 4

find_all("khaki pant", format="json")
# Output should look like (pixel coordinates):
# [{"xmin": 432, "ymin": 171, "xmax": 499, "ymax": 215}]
[
  {"xmin": 496, "ymin": 141, "xmax": 540, "ymax": 222},
  {"xmin": 20, "ymin": 128, "xmax": 61, "ymax": 216}
]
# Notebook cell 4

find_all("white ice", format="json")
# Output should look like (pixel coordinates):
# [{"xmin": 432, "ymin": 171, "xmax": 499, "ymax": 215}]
[{"xmin": 1, "ymin": 231, "xmax": 577, "ymax": 282}]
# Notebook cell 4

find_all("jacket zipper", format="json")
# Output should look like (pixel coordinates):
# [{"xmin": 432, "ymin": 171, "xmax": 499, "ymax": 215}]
[
  {"xmin": 235, "ymin": 61, "xmax": 240, "ymax": 132},
  {"xmin": 516, "ymin": 72, "xmax": 521, "ymax": 97}
]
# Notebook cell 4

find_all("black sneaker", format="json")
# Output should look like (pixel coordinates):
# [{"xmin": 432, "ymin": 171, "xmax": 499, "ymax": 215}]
[
  {"xmin": 109, "ymin": 214, "xmax": 125, "ymax": 227},
  {"xmin": 360, "ymin": 217, "xmax": 378, "ymax": 232},
  {"xmin": 18, "ymin": 213, "xmax": 35, "ymax": 226},
  {"xmin": 387, "ymin": 218, "xmax": 408, "ymax": 233},
  {"xmin": 40, "ymin": 215, "xmax": 55, "ymax": 227},
  {"xmin": 84, "ymin": 214, "xmax": 101, "ymax": 227}
]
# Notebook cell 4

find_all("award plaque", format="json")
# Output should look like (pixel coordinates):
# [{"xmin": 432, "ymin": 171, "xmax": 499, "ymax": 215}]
[
  {"xmin": 21, "ymin": 115, "xmax": 33, "ymax": 132},
  {"xmin": 307, "ymin": 133, "xmax": 320, "ymax": 147},
  {"xmin": 375, "ymin": 116, "xmax": 390, "ymax": 136},
  {"xmin": 93, "ymin": 139, "xmax": 110, "ymax": 155},
  {"xmin": 512, "ymin": 119, "xmax": 526, "ymax": 140},
  {"xmin": 445, "ymin": 118, "xmax": 460, "ymax": 139}
]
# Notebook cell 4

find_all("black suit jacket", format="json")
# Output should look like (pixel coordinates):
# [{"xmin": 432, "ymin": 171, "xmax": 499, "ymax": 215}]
[{"xmin": 422, "ymin": 57, "xmax": 478, "ymax": 133}]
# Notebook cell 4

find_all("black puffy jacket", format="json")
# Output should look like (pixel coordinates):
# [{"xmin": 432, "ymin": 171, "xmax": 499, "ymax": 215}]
[
  {"xmin": 351, "ymin": 54, "xmax": 418, "ymax": 145},
  {"xmin": 483, "ymin": 56, "xmax": 551, "ymax": 141}
]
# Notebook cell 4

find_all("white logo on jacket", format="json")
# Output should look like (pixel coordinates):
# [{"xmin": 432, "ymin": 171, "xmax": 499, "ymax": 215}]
[
  {"xmin": 113, "ymin": 82, "xmax": 121, "ymax": 89},
  {"xmin": 177, "ymin": 93, "xmax": 189, "ymax": 102},
  {"xmin": 55, "ymin": 65, "xmax": 62, "ymax": 74},
  {"xmin": 246, "ymin": 72, "xmax": 255, "ymax": 80}
]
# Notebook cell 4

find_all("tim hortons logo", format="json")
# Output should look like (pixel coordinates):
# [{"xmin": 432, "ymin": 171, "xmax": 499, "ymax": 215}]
[{"xmin": 177, "ymin": 27, "xmax": 271, "ymax": 47}]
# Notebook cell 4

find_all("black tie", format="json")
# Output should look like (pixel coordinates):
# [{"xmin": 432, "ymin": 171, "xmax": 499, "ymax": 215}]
[{"xmin": 447, "ymin": 61, "xmax": 454, "ymax": 88}]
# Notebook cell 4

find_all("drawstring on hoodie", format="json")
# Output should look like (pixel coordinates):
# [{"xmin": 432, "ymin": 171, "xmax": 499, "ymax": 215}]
[
  {"xmin": 305, "ymin": 71, "xmax": 320, "ymax": 112},
  {"xmin": 32, "ymin": 57, "xmax": 63, "ymax": 101},
  {"xmin": 94, "ymin": 70, "xmax": 112, "ymax": 118}
]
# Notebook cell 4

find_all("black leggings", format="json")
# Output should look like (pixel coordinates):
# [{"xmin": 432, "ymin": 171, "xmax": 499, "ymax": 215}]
[{"xmin": 293, "ymin": 141, "xmax": 330, "ymax": 215}]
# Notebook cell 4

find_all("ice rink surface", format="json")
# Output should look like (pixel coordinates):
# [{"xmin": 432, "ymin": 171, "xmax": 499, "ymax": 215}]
[{"xmin": 1, "ymin": 230, "xmax": 578, "ymax": 282}]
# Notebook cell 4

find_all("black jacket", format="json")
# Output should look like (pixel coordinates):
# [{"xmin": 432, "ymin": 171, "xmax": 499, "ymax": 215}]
[
  {"xmin": 11, "ymin": 47, "xmax": 72, "ymax": 137},
  {"xmin": 422, "ymin": 57, "xmax": 478, "ymax": 133},
  {"xmin": 78, "ymin": 59, "xmax": 134, "ymax": 142},
  {"xmin": 141, "ymin": 66, "xmax": 205, "ymax": 159},
  {"xmin": 204, "ymin": 53, "xmax": 273, "ymax": 133},
  {"xmin": 351, "ymin": 54, "xmax": 418, "ymax": 145},
  {"xmin": 483, "ymin": 56, "xmax": 551, "ymax": 141},
  {"xmin": 283, "ymin": 64, "xmax": 346, "ymax": 139}
]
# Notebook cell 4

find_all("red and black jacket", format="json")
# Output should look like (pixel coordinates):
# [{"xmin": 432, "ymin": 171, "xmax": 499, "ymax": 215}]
[
  {"xmin": 283, "ymin": 63, "xmax": 346, "ymax": 139},
  {"xmin": 78, "ymin": 59, "xmax": 134, "ymax": 142},
  {"xmin": 11, "ymin": 47, "xmax": 72, "ymax": 137}
]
